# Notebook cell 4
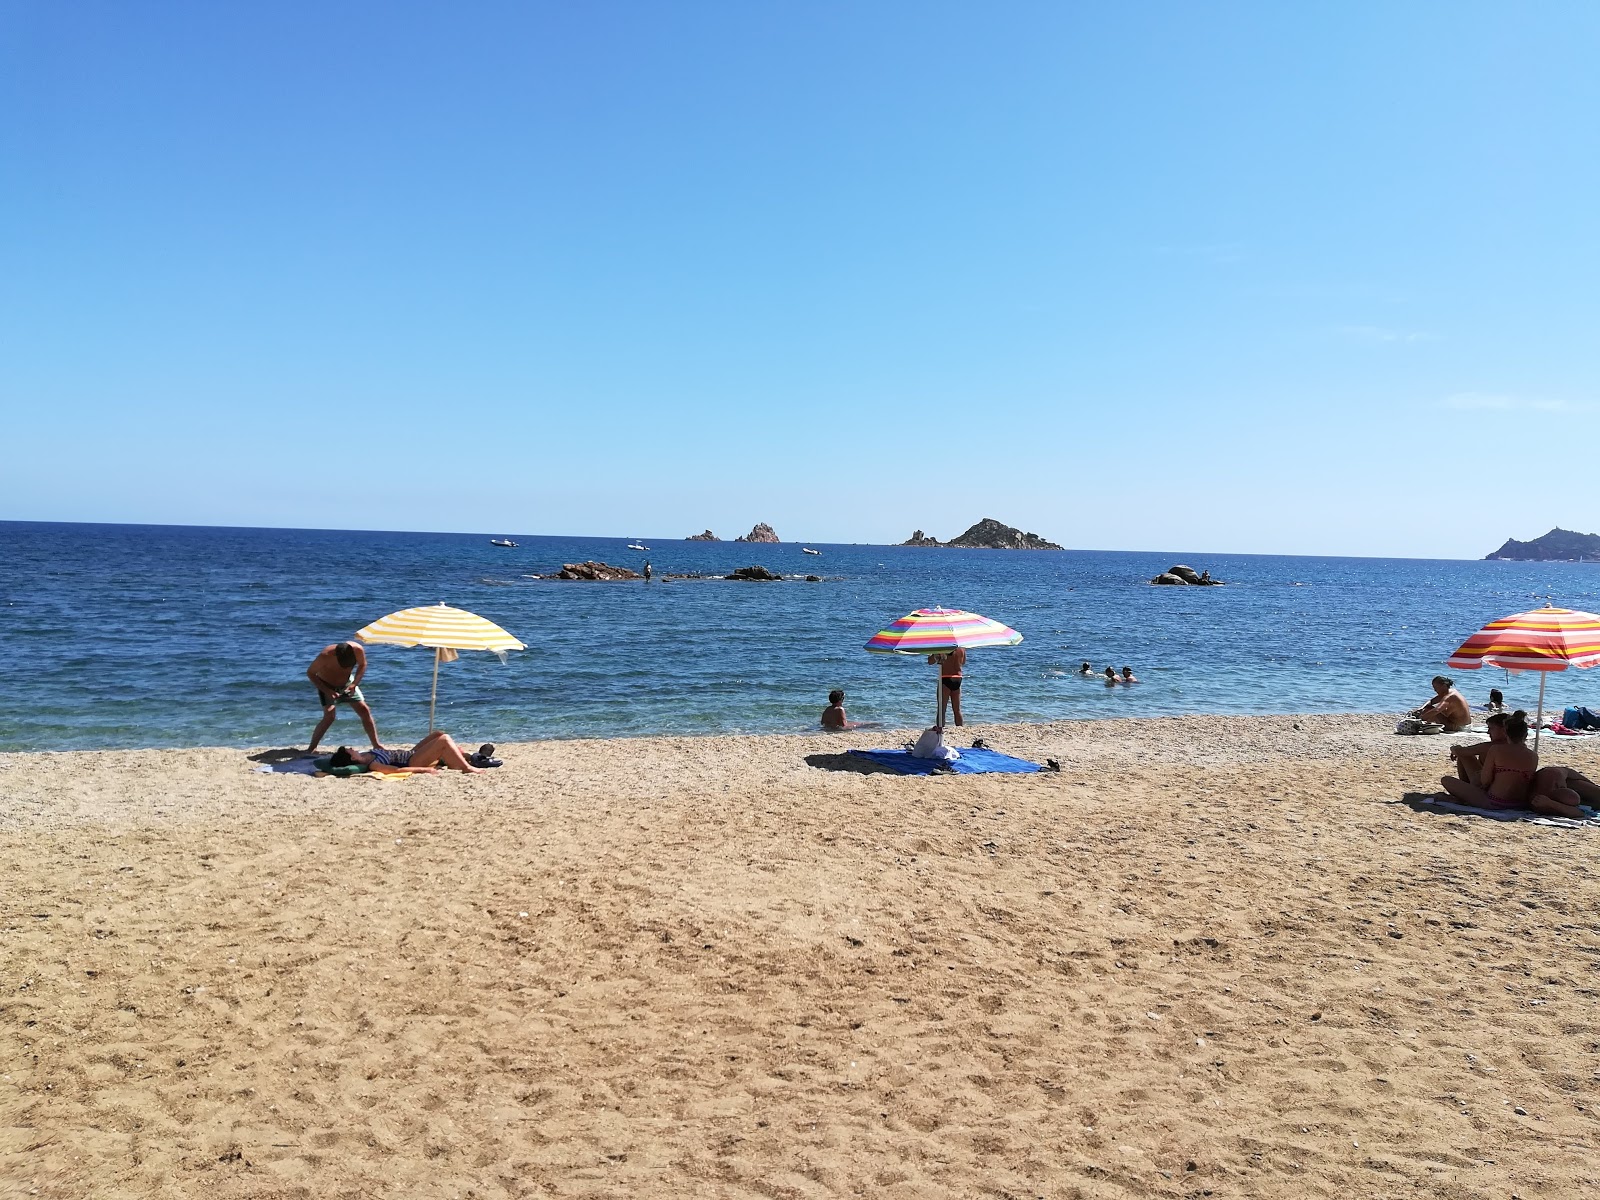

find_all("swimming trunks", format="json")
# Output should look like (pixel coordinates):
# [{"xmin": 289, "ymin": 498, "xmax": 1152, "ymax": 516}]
[
  {"xmin": 315, "ymin": 684, "xmax": 365, "ymax": 708},
  {"xmin": 370, "ymin": 746, "xmax": 413, "ymax": 767},
  {"xmin": 942, "ymin": 677, "xmax": 962, "ymax": 692}
]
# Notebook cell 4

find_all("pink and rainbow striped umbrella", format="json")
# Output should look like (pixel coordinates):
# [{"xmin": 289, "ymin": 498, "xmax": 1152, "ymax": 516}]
[
  {"xmin": 864, "ymin": 607, "xmax": 1022, "ymax": 655},
  {"xmin": 1445, "ymin": 604, "xmax": 1600, "ymax": 749}
]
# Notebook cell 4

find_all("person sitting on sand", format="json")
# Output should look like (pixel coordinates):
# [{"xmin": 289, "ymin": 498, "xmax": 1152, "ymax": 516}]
[
  {"xmin": 307, "ymin": 641, "xmax": 381, "ymax": 752},
  {"xmin": 1448, "ymin": 711, "xmax": 1510, "ymax": 787},
  {"xmin": 1120, "ymin": 666, "xmax": 1138, "ymax": 684},
  {"xmin": 1439, "ymin": 711, "xmax": 1536, "ymax": 811},
  {"xmin": 1412, "ymin": 676, "xmax": 1471, "ymax": 731},
  {"xmin": 329, "ymin": 731, "xmax": 483, "ymax": 774},
  {"xmin": 1530, "ymin": 763, "xmax": 1600, "ymax": 819}
]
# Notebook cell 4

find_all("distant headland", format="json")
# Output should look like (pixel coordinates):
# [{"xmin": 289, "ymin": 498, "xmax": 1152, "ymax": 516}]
[
  {"xmin": 1485, "ymin": 528, "xmax": 1600, "ymax": 561},
  {"xmin": 899, "ymin": 518, "xmax": 1063, "ymax": 550}
]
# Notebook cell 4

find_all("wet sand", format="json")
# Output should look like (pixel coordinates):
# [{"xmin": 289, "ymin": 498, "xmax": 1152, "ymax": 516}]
[{"xmin": 3, "ymin": 714, "xmax": 1598, "ymax": 1198}]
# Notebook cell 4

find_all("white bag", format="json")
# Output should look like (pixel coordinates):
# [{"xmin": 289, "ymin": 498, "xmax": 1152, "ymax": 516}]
[{"xmin": 910, "ymin": 726, "xmax": 961, "ymax": 761}]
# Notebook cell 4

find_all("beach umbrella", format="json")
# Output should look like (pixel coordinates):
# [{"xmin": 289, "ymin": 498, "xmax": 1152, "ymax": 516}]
[
  {"xmin": 865, "ymin": 606, "xmax": 1022, "ymax": 727},
  {"xmin": 1446, "ymin": 604, "xmax": 1600, "ymax": 750},
  {"xmin": 357, "ymin": 603, "xmax": 526, "ymax": 732}
]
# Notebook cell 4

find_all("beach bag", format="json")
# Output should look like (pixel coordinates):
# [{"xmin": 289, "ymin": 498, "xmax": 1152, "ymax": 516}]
[
  {"xmin": 910, "ymin": 726, "xmax": 961, "ymax": 761},
  {"xmin": 1574, "ymin": 706, "xmax": 1600, "ymax": 731},
  {"xmin": 1396, "ymin": 719, "xmax": 1444, "ymax": 736}
]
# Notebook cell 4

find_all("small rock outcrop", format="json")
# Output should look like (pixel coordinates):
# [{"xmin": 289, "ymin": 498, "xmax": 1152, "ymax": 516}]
[
  {"xmin": 805, "ymin": 574, "xmax": 822, "ymax": 582},
  {"xmin": 555, "ymin": 561, "xmax": 642, "ymax": 581},
  {"xmin": 900, "ymin": 529, "xmax": 942, "ymax": 547},
  {"xmin": 735, "ymin": 523, "xmax": 780, "ymax": 543},
  {"xmin": 947, "ymin": 518, "xmax": 1063, "ymax": 550},
  {"xmin": 727, "ymin": 565, "xmax": 781, "ymax": 581},
  {"xmin": 1486, "ymin": 528, "xmax": 1600, "ymax": 561},
  {"xmin": 1149, "ymin": 564, "xmax": 1223, "ymax": 586},
  {"xmin": 685, "ymin": 530, "xmax": 720, "ymax": 541}
]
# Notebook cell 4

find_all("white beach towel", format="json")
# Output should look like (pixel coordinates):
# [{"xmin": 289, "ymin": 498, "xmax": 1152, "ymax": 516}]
[{"xmin": 1419, "ymin": 798, "xmax": 1600, "ymax": 828}]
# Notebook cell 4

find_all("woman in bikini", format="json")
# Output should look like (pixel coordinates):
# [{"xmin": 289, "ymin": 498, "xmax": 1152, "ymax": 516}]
[
  {"xmin": 328, "ymin": 730, "xmax": 484, "ymax": 774},
  {"xmin": 1447, "ymin": 711, "xmax": 1509, "ymax": 787},
  {"xmin": 1440, "ymin": 711, "xmax": 1536, "ymax": 811},
  {"xmin": 929, "ymin": 647, "xmax": 966, "ymax": 727}
]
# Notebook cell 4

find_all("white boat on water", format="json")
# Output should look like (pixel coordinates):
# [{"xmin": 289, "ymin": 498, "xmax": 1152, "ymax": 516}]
[
  {"xmin": 490, "ymin": 538, "xmax": 518, "ymax": 548},
  {"xmin": 801, "ymin": 547, "xmax": 821, "ymax": 555},
  {"xmin": 627, "ymin": 542, "xmax": 649, "ymax": 551}
]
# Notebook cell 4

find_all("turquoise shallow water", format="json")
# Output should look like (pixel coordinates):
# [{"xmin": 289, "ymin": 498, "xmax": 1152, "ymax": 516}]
[{"xmin": 4, "ymin": 521, "xmax": 1599, "ymax": 751}]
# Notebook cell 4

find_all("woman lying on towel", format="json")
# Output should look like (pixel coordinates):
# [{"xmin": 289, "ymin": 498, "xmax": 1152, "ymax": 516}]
[
  {"xmin": 1441, "ymin": 711, "xmax": 1536, "ymax": 811},
  {"xmin": 329, "ymin": 731, "xmax": 484, "ymax": 775}
]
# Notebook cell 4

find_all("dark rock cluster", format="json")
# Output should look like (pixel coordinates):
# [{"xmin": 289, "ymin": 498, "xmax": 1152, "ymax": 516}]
[
  {"xmin": 1150, "ymin": 564, "xmax": 1223, "ymax": 586},
  {"xmin": 554, "ymin": 561, "xmax": 642, "ymax": 581}
]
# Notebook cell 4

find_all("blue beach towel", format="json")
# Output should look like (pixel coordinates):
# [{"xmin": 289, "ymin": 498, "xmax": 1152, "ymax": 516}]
[{"xmin": 847, "ymin": 747, "xmax": 1044, "ymax": 776}]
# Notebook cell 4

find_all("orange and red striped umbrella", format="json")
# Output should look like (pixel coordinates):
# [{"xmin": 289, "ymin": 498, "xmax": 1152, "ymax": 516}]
[{"xmin": 1446, "ymin": 605, "xmax": 1600, "ymax": 672}]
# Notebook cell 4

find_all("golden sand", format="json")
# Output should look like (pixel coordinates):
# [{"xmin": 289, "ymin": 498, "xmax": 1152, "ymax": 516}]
[{"xmin": 3, "ymin": 715, "xmax": 1598, "ymax": 1198}]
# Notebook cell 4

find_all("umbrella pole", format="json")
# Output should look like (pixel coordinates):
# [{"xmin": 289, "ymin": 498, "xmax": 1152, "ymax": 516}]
[
  {"xmin": 1535, "ymin": 672, "xmax": 1546, "ymax": 754},
  {"xmin": 429, "ymin": 648, "xmax": 441, "ymax": 733}
]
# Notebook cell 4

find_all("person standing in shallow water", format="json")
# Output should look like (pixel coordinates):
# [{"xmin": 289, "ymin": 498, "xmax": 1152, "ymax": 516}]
[
  {"xmin": 307, "ymin": 641, "xmax": 381, "ymax": 752},
  {"xmin": 643, "ymin": 561, "xmax": 652, "ymax": 583}
]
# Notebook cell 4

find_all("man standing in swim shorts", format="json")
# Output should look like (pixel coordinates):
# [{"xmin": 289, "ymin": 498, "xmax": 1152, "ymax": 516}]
[
  {"xmin": 929, "ymin": 646, "xmax": 966, "ymax": 727},
  {"xmin": 306, "ymin": 640, "xmax": 382, "ymax": 751}
]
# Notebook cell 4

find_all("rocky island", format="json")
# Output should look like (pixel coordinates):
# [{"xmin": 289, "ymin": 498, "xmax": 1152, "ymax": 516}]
[
  {"xmin": 1150, "ymin": 564, "xmax": 1223, "ymax": 586},
  {"xmin": 898, "ymin": 518, "xmax": 1062, "ymax": 550},
  {"xmin": 685, "ymin": 530, "xmax": 720, "ymax": 541},
  {"xmin": 551, "ymin": 561, "xmax": 642, "ymax": 581},
  {"xmin": 1485, "ymin": 528, "xmax": 1600, "ymax": 561},
  {"xmin": 735, "ymin": 523, "xmax": 780, "ymax": 543}
]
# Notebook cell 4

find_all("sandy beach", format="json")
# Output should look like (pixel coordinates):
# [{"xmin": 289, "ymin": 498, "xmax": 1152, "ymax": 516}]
[{"xmin": 4, "ymin": 713, "xmax": 1598, "ymax": 1199}]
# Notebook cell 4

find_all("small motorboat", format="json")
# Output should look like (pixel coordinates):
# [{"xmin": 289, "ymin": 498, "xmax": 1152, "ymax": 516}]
[
  {"xmin": 489, "ymin": 538, "xmax": 518, "ymax": 548},
  {"xmin": 801, "ymin": 547, "xmax": 821, "ymax": 555},
  {"xmin": 627, "ymin": 543, "xmax": 649, "ymax": 551}
]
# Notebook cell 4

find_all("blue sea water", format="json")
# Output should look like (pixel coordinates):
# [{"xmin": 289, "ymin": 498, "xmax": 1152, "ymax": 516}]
[{"xmin": 3, "ymin": 520, "xmax": 1598, "ymax": 752}]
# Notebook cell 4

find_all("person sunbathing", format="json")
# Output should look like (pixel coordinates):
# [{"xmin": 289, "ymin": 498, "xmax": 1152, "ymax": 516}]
[
  {"xmin": 1439, "ymin": 711, "xmax": 1536, "ymax": 811},
  {"xmin": 329, "ymin": 731, "xmax": 484, "ymax": 774},
  {"xmin": 1413, "ymin": 676, "xmax": 1471, "ymax": 731},
  {"xmin": 1530, "ymin": 764, "xmax": 1600, "ymax": 819},
  {"xmin": 1447, "ymin": 711, "xmax": 1510, "ymax": 786}
]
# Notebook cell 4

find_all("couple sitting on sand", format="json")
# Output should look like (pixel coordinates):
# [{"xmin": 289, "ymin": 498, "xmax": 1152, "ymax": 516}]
[{"xmin": 1442, "ymin": 710, "xmax": 1594, "ymax": 818}]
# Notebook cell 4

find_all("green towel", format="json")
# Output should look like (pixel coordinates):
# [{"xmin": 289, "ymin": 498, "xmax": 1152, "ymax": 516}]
[{"xmin": 313, "ymin": 756, "xmax": 370, "ymax": 777}]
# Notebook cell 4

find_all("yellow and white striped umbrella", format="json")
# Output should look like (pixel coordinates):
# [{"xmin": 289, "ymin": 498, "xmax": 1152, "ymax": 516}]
[
  {"xmin": 357, "ymin": 603, "xmax": 526, "ymax": 653},
  {"xmin": 357, "ymin": 604, "xmax": 525, "ymax": 732}
]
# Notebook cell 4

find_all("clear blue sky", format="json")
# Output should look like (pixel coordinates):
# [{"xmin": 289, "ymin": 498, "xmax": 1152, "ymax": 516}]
[{"xmin": 3, "ymin": 2, "xmax": 1596, "ymax": 557}]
